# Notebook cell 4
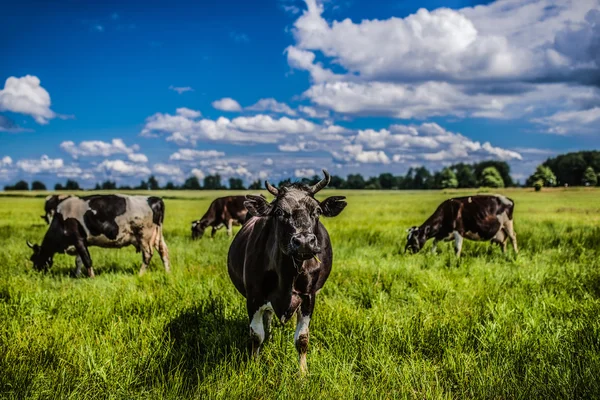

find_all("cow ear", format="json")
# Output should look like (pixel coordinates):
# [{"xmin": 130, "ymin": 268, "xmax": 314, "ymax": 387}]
[
  {"xmin": 423, "ymin": 225, "xmax": 431, "ymax": 236},
  {"xmin": 320, "ymin": 196, "xmax": 347, "ymax": 217},
  {"xmin": 245, "ymin": 195, "xmax": 272, "ymax": 217}
]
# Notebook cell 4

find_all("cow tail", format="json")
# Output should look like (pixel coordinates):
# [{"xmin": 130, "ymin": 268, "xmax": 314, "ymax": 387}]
[{"xmin": 506, "ymin": 197, "xmax": 515, "ymax": 220}]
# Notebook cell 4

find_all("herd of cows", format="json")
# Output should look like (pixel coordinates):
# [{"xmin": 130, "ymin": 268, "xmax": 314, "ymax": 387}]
[{"xmin": 24, "ymin": 169, "xmax": 518, "ymax": 374}]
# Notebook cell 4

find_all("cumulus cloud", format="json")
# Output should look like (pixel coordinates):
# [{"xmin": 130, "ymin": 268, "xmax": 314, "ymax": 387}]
[
  {"xmin": 1, "ymin": 156, "xmax": 12, "ymax": 166},
  {"xmin": 295, "ymin": 168, "xmax": 316, "ymax": 177},
  {"xmin": 153, "ymin": 163, "xmax": 184, "ymax": 177},
  {"xmin": 212, "ymin": 97, "xmax": 242, "ymax": 112},
  {"xmin": 60, "ymin": 138, "xmax": 140, "ymax": 159},
  {"xmin": 96, "ymin": 159, "xmax": 151, "ymax": 176},
  {"xmin": 176, "ymin": 107, "xmax": 201, "ymax": 119},
  {"xmin": 191, "ymin": 168, "xmax": 205, "ymax": 180},
  {"xmin": 246, "ymin": 98, "xmax": 297, "ymax": 116},
  {"xmin": 284, "ymin": 0, "xmax": 600, "ymax": 131},
  {"xmin": 169, "ymin": 149, "xmax": 225, "ymax": 161},
  {"xmin": 128, "ymin": 153, "xmax": 148, "ymax": 163},
  {"xmin": 141, "ymin": 110, "xmax": 320, "ymax": 145},
  {"xmin": 0, "ymin": 75, "xmax": 56, "ymax": 124},
  {"xmin": 16, "ymin": 155, "xmax": 64, "ymax": 174}
]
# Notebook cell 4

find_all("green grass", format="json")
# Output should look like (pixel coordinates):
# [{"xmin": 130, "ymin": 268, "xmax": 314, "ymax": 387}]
[{"xmin": 1, "ymin": 188, "xmax": 599, "ymax": 399}]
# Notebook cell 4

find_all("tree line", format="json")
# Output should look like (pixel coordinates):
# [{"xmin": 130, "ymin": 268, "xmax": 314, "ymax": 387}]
[
  {"xmin": 526, "ymin": 150, "xmax": 600, "ymax": 188},
  {"xmin": 5, "ymin": 152, "xmax": 599, "ymax": 192},
  {"xmin": 2, "ymin": 160, "xmax": 515, "ymax": 191}
]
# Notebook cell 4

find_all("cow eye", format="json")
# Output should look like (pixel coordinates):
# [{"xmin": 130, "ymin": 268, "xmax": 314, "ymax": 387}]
[
  {"xmin": 274, "ymin": 208, "xmax": 285, "ymax": 218},
  {"xmin": 314, "ymin": 207, "xmax": 322, "ymax": 217}
]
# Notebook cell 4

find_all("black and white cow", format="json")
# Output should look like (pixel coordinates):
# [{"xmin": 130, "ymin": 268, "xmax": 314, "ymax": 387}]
[
  {"xmin": 405, "ymin": 194, "xmax": 518, "ymax": 257},
  {"xmin": 41, "ymin": 194, "xmax": 72, "ymax": 224},
  {"xmin": 191, "ymin": 195, "xmax": 250, "ymax": 239},
  {"xmin": 227, "ymin": 170, "xmax": 347, "ymax": 375},
  {"xmin": 28, "ymin": 194, "xmax": 170, "ymax": 277}
]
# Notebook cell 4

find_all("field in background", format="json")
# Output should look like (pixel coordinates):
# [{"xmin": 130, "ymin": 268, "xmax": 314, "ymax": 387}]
[{"xmin": 1, "ymin": 188, "xmax": 599, "ymax": 399}]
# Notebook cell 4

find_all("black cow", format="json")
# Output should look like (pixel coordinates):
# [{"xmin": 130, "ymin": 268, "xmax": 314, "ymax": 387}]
[
  {"xmin": 227, "ymin": 170, "xmax": 347, "ymax": 375},
  {"xmin": 41, "ymin": 194, "xmax": 72, "ymax": 224},
  {"xmin": 28, "ymin": 194, "xmax": 170, "ymax": 277},
  {"xmin": 405, "ymin": 194, "xmax": 518, "ymax": 257},
  {"xmin": 191, "ymin": 195, "xmax": 250, "ymax": 239}
]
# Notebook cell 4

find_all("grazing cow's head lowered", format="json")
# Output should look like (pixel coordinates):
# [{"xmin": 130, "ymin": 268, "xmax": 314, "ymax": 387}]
[
  {"xmin": 244, "ymin": 170, "xmax": 346, "ymax": 260},
  {"xmin": 405, "ymin": 226, "xmax": 429, "ymax": 254},
  {"xmin": 191, "ymin": 219, "xmax": 210, "ymax": 239},
  {"xmin": 27, "ymin": 240, "xmax": 53, "ymax": 271}
]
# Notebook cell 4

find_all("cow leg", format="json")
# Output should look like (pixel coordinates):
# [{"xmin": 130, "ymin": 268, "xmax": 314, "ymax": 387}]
[
  {"xmin": 139, "ymin": 243, "xmax": 154, "ymax": 276},
  {"xmin": 227, "ymin": 219, "xmax": 234, "ymax": 237},
  {"xmin": 492, "ymin": 230, "xmax": 507, "ymax": 253},
  {"xmin": 504, "ymin": 220, "xmax": 518, "ymax": 254},
  {"xmin": 263, "ymin": 309, "xmax": 274, "ymax": 341},
  {"xmin": 73, "ymin": 238, "xmax": 94, "ymax": 278},
  {"xmin": 295, "ymin": 294, "xmax": 315, "ymax": 376},
  {"xmin": 154, "ymin": 227, "xmax": 171, "ymax": 273},
  {"xmin": 210, "ymin": 226, "xmax": 218, "ymax": 238},
  {"xmin": 248, "ymin": 300, "xmax": 273, "ymax": 359},
  {"xmin": 73, "ymin": 255, "xmax": 84, "ymax": 278},
  {"xmin": 452, "ymin": 231, "xmax": 463, "ymax": 258}
]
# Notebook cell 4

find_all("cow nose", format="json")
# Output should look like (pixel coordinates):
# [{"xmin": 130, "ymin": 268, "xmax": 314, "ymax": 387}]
[{"xmin": 291, "ymin": 233, "xmax": 318, "ymax": 252}]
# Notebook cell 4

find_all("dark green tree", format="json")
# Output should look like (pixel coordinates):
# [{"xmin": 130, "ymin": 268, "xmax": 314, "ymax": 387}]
[
  {"xmin": 65, "ymin": 180, "xmax": 80, "ymax": 191},
  {"xmin": 248, "ymin": 180, "xmax": 262, "ymax": 190},
  {"xmin": 474, "ymin": 161, "xmax": 512, "ymax": 187},
  {"xmin": 378, "ymin": 173, "xmax": 395, "ymax": 189},
  {"xmin": 526, "ymin": 165, "xmax": 556, "ymax": 187},
  {"xmin": 346, "ymin": 174, "xmax": 366, "ymax": 189},
  {"xmin": 101, "ymin": 180, "xmax": 117, "ymax": 190},
  {"xmin": 31, "ymin": 181, "xmax": 46, "ymax": 191},
  {"xmin": 183, "ymin": 176, "xmax": 201, "ymax": 190},
  {"xmin": 480, "ymin": 167, "xmax": 504, "ymax": 188},
  {"xmin": 204, "ymin": 175, "xmax": 223, "ymax": 190},
  {"xmin": 229, "ymin": 177, "xmax": 245, "ymax": 190},
  {"xmin": 4, "ymin": 180, "xmax": 29, "ymax": 191},
  {"xmin": 583, "ymin": 166, "xmax": 598, "ymax": 186},
  {"xmin": 165, "ymin": 182, "xmax": 177, "ymax": 190},
  {"xmin": 439, "ymin": 168, "xmax": 458, "ymax": 189},
  {"xmin": 329, "ymin": 175, "xmax": 345, "ymax": 189},
  {"xmin": 147, "ymin": 175, "xmax": 160, "ymax": 190}
]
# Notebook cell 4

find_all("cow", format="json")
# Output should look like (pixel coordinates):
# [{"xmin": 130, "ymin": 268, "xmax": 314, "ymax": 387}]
[
  {"xmin": 27, "ymin": 194, "xmax": 170, "ymax": 277},
  {"xmin": 41, "ymin": 194, "xmax": 73, "ymax": 224},
  {"xmin": 191, "ymin": 195, "xmax": 263, "ymax": 239},
  {"xmin": 227, "ymin": 170, "xmax": 347, "ymax": 375},
  {"xmin": 405, "ymin": 194, "xmax": 518, "ymax": 257}
]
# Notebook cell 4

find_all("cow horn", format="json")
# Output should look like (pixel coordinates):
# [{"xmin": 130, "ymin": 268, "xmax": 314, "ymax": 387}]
[
  {"xmin": 309, "ymin": 169, "xmax": 331, "ymax": 194},
  {"xmin": 265, "ymin": 180, "xmax": 279, "ymax": 196},
  {"xmin": 26, "ymin": 240, "xmax": 35, "ymax": 249}
]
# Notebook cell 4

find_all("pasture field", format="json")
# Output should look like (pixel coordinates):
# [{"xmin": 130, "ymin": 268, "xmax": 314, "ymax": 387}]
[{"xmin": 1, "ymin": 188, "xmax": 599, "ymax": 399}]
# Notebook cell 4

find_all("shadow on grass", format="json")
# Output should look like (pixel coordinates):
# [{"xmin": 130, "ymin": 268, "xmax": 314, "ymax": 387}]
[{"xmin": 137, "ymin": 296, "xmax": 248, "ymax": 393}]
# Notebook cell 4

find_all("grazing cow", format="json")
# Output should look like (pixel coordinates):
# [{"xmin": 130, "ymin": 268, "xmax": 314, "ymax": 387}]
[
  {"xmin": 191, "ymin": 195, "xmax": 261, "ymax": 239},
  {"xmin": 227, "ymin": 170, "xmax": 347, "ymax": 375},
  {"xmin": 41, "ymin": 194, "xmax": 72, "ymax": 224},
  {"xmin": 27, "ymin": 194, "xmax": 170, "ymax": 277},
  {"xmin": 405, "ymin": 195, "xmax": 518, "ymax": 257}
]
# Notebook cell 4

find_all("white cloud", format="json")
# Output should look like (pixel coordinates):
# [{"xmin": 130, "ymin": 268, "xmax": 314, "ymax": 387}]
[
  {"xmin": 532, "ymin": 106, "xmax": 600, "ymax": 134},
  {"xmin": 246, "ymin": 98, "xmax": 297, "ymax": 116},
  {"xmin": 0, "ymin": 75, "xmax": 56, "ymax": 124},
  {"xmin": 1, "ymin": 156, "xmax": 12, "ymax": 166},
  {"xmin": 169, "ymin": 149, "xmax": 225, "ymax": 161},
  {"xmin": 191, "ymin": 168, "xmax": 205, "ymax": 180},
  {"xmin": 169, "ymin": 85, "xmax": 194, "ymax": 94},
  {"xmin": 16, "ymin": 155, "xmax": 64, "ymax": 174},
  {"xmin": 295, "ymin": 168, "xmax": 316, "ymax": 177},
  {"xmin": 60, "ymin": 138, "xmax": 140, "ymax": 159},
  {"xmin": 96, "ymin": 159, "xmax": 151, "ymax": 176},
  {"xmin": 263, "ymin": 158, "xmax": 274, "ymax": 166},
  {"xmin": 128, "ymin": 153, "xmax": 148, "ymax": 163},
  {"xmin": 176, "ymin": 107, "xmax": 201, "ymax": 118},
  {"xmin": 212, "ymin": 97, "xmax": 242, "ymax": 112},
  {"xmin": 298, "ymin": 105, "xmax": 329, "ymax": 118},
  {"xmin": 153, "ymin": 163, "xmax": 183, "ymax": 176}
]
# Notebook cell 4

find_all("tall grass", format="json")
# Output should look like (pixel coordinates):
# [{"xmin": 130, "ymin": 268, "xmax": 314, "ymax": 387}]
[{"xmin": 0, "ymin": 189, "xmax": 599, "ymax": 399}]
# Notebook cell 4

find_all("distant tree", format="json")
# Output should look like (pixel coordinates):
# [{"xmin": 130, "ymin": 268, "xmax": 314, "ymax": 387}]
[
  {"xmin": 451, "ymin": 163, "xmax": 477, "ymax": 188},
  {"xmin": 118, "ymin": 185, "xmax": 133, "ymax": 190},
  {"xmin": 526, "ymin": 165, "xmax": 556, "ymax": 187},
  {"xmin": 248, "ymin": 180, "xmax": 262, "ymax": 190},
  {"xmin": 55, "ymin": 183, "xmax": 65, "ymax": 191},
  {"xmin": 229, "ymin": 177, "xmax": 245, "ymax": 190},
  {"xmin": 346, "ymin": 174, "xmax": 366, "ymax": 189},
  {"xmin": 474, "ymin": 161, "xmax": 512, "ymax": 187},
  {"xmin": 165, "ymin": 182, "xmax": 177, "ymax": 190},
  {"xmin": 329, "ymin": 175, "xmax": 345, "ymax": 189},
  {"xmin": 365, "ymin": 176, "xmax": 381, "ymax": 190},
  {"xmin": 204, "ymin": 174, "xmax": 223, "ymax": 190},
  {"xmin": 4, "ymin": 180, "xmax": 29, "ymax": 191},
  {"xmin": 101, "ymin": 180, "xmax": 117, "ymax": 190},
  {"xmin": 147, "ymin": 175, "xmax": 160, "ymax": 190},
  {"xmin": 31, "ymin": 181, "xmax": 46, "ymax": 191},
  {"xmin": 183, "ymin": 176, "xmax": 201, "ymax": 190},
  {"xmin": 480, "ymin": 167, "xmax": 505, "ymax": 188},
  {"xmin": 378, "ymin": 173, "xmax": 395, "ymax": 189},
  {"xmin": 94, "ymin": 183, "xmax": 101, "ymax": 190},
  {"xmin": 413, "ymin": 166, "xmax": 433, "ymax": 189},
  {"xmin": 64, "ymin": 180, "xmax": 80, "ymax": 191},
  {"xmin": 136, "ymin": 180, "xmax": 149, "ymax": 190},
  {"xmin": 583, "ymin": 166, "xmax": 598, "ymax": 186},
  {"xmin": 439, "ymin": 168, "xmax": 458, "ymax": 189}
]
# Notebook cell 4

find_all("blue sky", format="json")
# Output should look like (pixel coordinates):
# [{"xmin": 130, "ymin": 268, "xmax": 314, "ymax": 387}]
[{"xmin": 1, "ymin": 0, "xmax": 599, "ymax": 187}]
